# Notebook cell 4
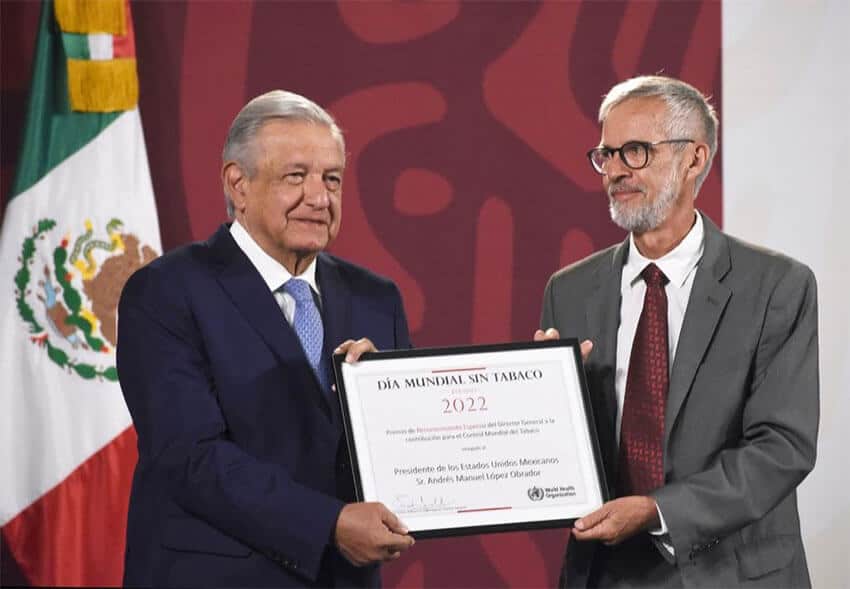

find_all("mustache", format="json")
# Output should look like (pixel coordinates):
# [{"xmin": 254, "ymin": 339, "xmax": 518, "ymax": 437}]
[{"xmin": 607, "ymin": 183, "xmax": 646, "ymax": 198}]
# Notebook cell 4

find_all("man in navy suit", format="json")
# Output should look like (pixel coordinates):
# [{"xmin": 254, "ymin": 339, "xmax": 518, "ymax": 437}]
[{"xmin": 117, "ymin": 90, "xmax": 415, "ymax": 587}]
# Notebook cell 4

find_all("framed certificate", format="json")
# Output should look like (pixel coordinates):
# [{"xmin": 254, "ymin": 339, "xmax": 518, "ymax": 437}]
[{"xmin": 333, "ymin": 339, "xmax": 609, "ymax": 539}]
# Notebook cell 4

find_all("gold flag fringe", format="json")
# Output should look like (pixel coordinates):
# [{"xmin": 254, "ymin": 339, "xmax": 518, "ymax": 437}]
[
  {"xmin": 55, "ymin": 0, "xmax": 126, "ymax": 35},
  {"xmin": 67, "ymin": 58, "xmax": 138, "ymax": 112}
]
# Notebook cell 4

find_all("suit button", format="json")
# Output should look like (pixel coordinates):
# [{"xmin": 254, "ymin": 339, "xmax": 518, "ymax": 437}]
[{"xmin": 689, "ymin": 544, "xmax": 702, "ymax": 560}]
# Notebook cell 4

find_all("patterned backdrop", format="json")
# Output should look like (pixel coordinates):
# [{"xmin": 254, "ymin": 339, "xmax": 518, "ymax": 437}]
[{"xmin": 1, "ymin": 1, "xmax": 720, "ymax": 586}]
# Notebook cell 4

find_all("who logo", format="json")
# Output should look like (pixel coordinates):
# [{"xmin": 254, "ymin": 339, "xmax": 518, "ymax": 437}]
[{"xmin": 527, "ymin": 486, "xmax": 545, "ymax": 502}]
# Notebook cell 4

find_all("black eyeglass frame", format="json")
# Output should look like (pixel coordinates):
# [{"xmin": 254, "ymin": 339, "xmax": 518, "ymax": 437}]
[{"xmin": 586, "ymin": 139, "xmax": 695, "ymax": 174}]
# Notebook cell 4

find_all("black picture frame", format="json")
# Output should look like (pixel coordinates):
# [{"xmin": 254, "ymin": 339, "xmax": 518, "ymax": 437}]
[{"xmin": 333, "ymin": 339, "xmax": 610, "ymax": 539}]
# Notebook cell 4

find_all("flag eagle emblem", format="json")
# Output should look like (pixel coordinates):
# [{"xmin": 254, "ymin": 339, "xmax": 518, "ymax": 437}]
[{"xmin": 15, "ymin": 217, "xmax": 157, "ymax": 381}]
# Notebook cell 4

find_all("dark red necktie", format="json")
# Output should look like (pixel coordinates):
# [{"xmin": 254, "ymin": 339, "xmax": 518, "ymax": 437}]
[{"xmin": 618, "ymin": 263, "xmax": 669, "ymax": 496}]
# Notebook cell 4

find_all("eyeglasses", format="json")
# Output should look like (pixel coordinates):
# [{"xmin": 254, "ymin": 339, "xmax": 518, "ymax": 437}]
[{"xmin": 587, "ymin": 139, "xmax": 694, "ymax": 174}]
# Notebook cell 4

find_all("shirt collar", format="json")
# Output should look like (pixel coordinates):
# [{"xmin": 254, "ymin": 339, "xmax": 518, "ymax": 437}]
[
  {"xmin": 230, "ymin": 220, "xmax": 320, "ymax": 295},
  {"xmin": 624, "ymin": 211, "xmax": 704, "ymax": 288}
]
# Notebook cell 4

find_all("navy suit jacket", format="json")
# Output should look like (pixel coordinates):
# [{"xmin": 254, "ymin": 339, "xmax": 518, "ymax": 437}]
[{"xmin": 118, "ymin": 225, "xmax": 411, "ymax": 587}]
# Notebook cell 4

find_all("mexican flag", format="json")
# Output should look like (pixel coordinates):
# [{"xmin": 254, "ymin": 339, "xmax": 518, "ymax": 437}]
[{"xmin": 0, "ymin": 0, "xmax": 160, "ymax": 585}]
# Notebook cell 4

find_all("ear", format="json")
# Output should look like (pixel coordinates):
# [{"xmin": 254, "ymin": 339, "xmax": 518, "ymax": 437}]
[
  {"xmin": 686, "ymin": 142, "xmax": 710, "ymax": 182},
  {"xmin": 222, "ymin": 161, "xmax": 249, "ymax": 213}
]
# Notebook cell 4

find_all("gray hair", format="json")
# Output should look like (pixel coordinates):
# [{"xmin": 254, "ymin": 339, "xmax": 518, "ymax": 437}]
[
  {"xmin": 222, "ymin": 90, "xmax": 345, "ymax": 218},
  {"xmin": 599, "ymin": 75, "xmax": 719, "ymax": 194}
]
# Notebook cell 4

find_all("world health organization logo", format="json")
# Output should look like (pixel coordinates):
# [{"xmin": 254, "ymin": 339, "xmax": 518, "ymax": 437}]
[{"xmin": 527, "ymin": 486, "xmax": 544, "ymax": 501}]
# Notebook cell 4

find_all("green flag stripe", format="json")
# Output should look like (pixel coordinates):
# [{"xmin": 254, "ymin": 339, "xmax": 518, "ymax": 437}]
[
  {"xmin": 10, "ymin": 0, "xmax": 119, "ymax": 200},
  {"xmin": 61, "ymin": 32, "xmax": 91, "ymax": 60}
]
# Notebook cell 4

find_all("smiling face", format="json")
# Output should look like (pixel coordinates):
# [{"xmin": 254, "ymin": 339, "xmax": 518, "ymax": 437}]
[
  {"xmin": 600, "ymin": 97, "xmax": 693, "ymax": 235},
  {"xmin": 224, "ymin": 118, "xmax": 345, "ymax": 274}
]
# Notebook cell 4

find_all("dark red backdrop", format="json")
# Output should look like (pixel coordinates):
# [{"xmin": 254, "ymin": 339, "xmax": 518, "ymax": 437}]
[{"xmin": 1, "ymin": 1, "xmax": 720, "ymax": 586}]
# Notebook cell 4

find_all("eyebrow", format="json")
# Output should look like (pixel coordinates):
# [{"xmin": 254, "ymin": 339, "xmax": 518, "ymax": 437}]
[
  {"xmin": 597, "ymin": 139, "xmax": 650, "ymax": 149},
  {"xmin": 282, "ymin": 161, "xmax": 344, "ymax": 172}
]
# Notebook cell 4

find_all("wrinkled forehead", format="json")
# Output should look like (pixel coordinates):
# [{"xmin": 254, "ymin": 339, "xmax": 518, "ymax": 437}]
[
  {"xmin": 255, "ymin": 119, "xmax": 346, "ymax": 167},
  {"xmin": 600, "ymin": 97, "xmax": 670, "ymax": 145}
]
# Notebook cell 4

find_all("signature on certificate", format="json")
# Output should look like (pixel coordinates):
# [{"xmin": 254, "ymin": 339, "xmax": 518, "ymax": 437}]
[{"xmin": 394, "ymin": 494, "xmax": 459, "ymax": 514}]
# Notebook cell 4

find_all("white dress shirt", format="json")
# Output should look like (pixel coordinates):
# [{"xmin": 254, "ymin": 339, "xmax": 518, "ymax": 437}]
[
  {"xmin": 616, "ymin": 212, "xmax": 704, "ymax": 548},
  {"xmin": 229, "ymin": 221, "xmax": 320, "ymax": 325}
]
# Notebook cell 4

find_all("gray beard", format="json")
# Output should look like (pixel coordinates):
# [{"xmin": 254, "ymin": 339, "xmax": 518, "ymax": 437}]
[{"xmin": 608, "ymin": 167, "xmax": 680, "ymax": 233}]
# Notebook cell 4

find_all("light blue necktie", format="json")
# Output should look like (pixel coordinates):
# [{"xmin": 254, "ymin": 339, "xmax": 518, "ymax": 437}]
[{"xmin": 282, "ymin": 279, "xmax": 327, "ymax": 390}]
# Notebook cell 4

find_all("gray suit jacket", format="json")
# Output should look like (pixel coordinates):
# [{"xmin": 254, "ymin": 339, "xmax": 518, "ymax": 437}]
[{"xmin": 541, "ymin": 213, "xmax": 818, "ymax": 588}]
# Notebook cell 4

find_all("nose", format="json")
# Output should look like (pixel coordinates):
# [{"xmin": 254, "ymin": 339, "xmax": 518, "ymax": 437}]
[{"xmin": 303, "ymin": 173, "xmax": 330, "ymax": 208}]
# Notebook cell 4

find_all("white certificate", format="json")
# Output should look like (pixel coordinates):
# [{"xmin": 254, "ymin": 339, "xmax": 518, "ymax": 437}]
[{"xmin": 333, "ymin": 340, "xmax": 608, "ymax": 538}]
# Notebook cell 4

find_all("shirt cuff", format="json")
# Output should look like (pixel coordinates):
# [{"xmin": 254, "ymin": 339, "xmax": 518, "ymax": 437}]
[
  {"xmin": 649, "ymin": 503, "xmax": 675, "ymax": 557},
  {"xmin": 648, "ymin": 502, "xmax": 668, "ymax": 535}
]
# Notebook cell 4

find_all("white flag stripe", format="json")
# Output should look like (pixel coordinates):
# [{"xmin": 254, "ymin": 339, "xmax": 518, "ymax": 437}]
[
  {"xmin": 87, "ymin": 33, "xmax": 113, "ymax": 60},
  {"xmin": 0, "ymin": 110, "xmax": 160, "ymax": 524}
]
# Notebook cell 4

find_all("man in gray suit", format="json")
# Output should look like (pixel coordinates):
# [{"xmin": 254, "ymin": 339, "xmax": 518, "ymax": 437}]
[{"xmin": 537, "ymin": 76, "xmax": 818, "ymax": 587}]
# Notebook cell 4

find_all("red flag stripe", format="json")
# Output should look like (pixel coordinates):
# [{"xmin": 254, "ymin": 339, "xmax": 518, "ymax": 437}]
[
  {"xmin": 111, "ymin": 0, "xmax": 136, "ymax": 58},
  {"xmin": 2, "ymin": 426, "xmax": 137, "ymax": 586}
]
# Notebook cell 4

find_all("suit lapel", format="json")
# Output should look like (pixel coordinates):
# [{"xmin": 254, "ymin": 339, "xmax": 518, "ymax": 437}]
[
  {"xmin": 317, "ymin": 254, "xmax": 352, "ymax": 359},
  {"xmin": 209, "ymin": 226, "xmax": 332, "ymax": 414},
  {"xmin": 317, "ymin": 254, "xmax": 352, "ymax": 424},
  {"xmin": 586, "ymin": 240, "xmax": 628, "ymax": 371},
  {"xmin": 665, "ymin": 214, "xmax": 732, "ymax": 439},
  {"xmin": 585, "ymin": 240, "xmax": 627, "ymax": 480}
]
